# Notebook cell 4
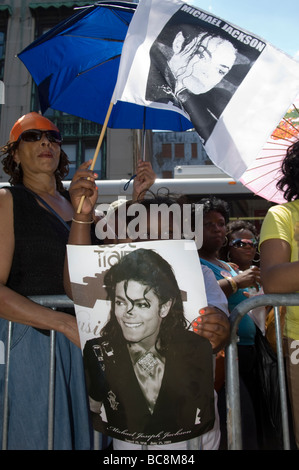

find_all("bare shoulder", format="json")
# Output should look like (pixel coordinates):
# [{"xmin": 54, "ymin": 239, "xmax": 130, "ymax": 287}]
[
  {"xmin": 0, "ymin": 188, "xmax": 15, "ymax": 283},
  {"xmin": 0, "ymin": 187, "xmax": 13, "ymax": 211},
  {"xmin": 0, "ymin": 187, "xmax": 13, "ymax": 224}
]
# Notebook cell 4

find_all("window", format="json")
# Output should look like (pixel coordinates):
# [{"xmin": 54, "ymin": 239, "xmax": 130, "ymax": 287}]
[
  {"xmin": 84, "ymin": 140, "xmax": 106, "ymax": 180},
  {"xmin": 191, "ymin": 142, "xmax": 197, "ymax": 159},
  {"xmin": 174, "ymin": 143, "xmax": 184, "ymax": 158},
  {"xmin": 63, "ymin": 143, "xmax": 77, "ymax": 179},
  {"xmin": 162, "ymin": 170, "xmax": 173, "ymax": 178},
  {"xmin": 161, "ymin": 143, "xmax": 172, "ymax": 158}
]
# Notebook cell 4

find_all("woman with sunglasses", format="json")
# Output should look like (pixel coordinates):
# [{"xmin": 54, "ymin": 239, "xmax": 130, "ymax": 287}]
[
  {"xmin": 220, "ymin": 219, "xmax": 266, "ymax": 327},
  {"xmin": 222, "ymin": 220, "xmax": 260, "ymax": 271},
  {"xmin": 220, "ymin": 219, "xmax": 271, "ymax": 444},
  {"xmin": 195, "ymin": 197, "xmax": 261, "ymax": 448},
  {"xmin": 0, "ymin": 112, "xmax": 94, "ymax": 449}
]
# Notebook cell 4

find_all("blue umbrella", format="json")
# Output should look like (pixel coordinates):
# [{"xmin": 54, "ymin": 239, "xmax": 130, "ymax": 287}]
[{"xmin": 17, "ymin": 1, "xmax": 192, "ymax": 132}]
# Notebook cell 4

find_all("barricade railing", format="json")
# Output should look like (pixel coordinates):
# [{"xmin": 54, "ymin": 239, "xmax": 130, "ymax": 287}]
[
  {"xmin": 1, "ymin": 295, "xmax": 105, "ymax": 451},
  {"xmin": 226, "ymin": 293, "xmax": 299, "ymax": 450},
  {"xmin": 3, "ymin": 293, "xmax": 299, "ymax": 450}
]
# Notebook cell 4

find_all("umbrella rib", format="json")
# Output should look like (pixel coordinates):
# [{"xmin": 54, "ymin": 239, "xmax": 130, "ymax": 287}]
[
  {"xmin": 255, "ymin": 153, "xmax": 285, "ymax": 165},
  {"xmin": 77, "ymin": 54, "xmax": 121, "ymax": 76},
  {"xmin": 251, "ymin": 179, "xmax": 275, "ymax": 192},
  {"xmin": 282, "ymin": 117, "xmax": 299, "ymax": 135},
  {"xmin": 271, "ymin": 133, "xmax": 298, "ymax": 143},
  {"xmin": 275, "ymin": 119, "xmax": 299, "ymax": 138},
  {"xmin": 111, "ymin": 5, "xmax": 136, "ymax": 26},
  {"xmin": 272, "ymin": 103, "xmax": 299, "ymax": 139},
  {"xmin": 257, "ymin": 186, "xmax": 281, "ymax": 200},
  {"xmin": 246, "ymin": 165, "xmax": 282, "ymax": 176},
  {"xmin": 283, "ymin": 115, "xmax": 298, "ymax": 127},
  {"xmin": 245, "ymin": 163, "xmax": 283, "ymax": 174},
  {"xmin": 258, "ymin": 184, "xmax": 281, "ymax": 199},
  {"xmin": 63, "ymin": 34, "xmax": 123, "ymax": 42},
  {"xmin": 267, "ymin": 139, "xmax": 295, "ymax": 147},
  {"xmin": 244, "ymin": 171, "xmax": 281, "ymax": 188},
  {"xmin": 294, "ymin": 103, "xmax": 299, "ymax": 115},
  {"xmin": 256, "ymin": 153, "xmax": 285, "ymax": 160}
]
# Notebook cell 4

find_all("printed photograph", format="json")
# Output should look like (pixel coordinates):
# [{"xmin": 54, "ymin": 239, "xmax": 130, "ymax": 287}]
[
  {"xmin": 67, "ymin": 240, "xmax": 215, "ymax": 445},
  {"xmin": 145, "ymin": 6, "xmax": 265, "ymax": 142}
]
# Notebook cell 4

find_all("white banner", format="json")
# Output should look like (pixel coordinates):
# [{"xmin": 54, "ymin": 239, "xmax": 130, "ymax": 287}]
[{"xmin": 112, "ymin": 0, "xmax": 299, "ymax": 179}]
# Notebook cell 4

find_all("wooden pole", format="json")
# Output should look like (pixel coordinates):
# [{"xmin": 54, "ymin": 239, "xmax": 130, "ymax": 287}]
[{"xmin": 77, "ymin": 101, "xmax": 114, "ymax": 213}]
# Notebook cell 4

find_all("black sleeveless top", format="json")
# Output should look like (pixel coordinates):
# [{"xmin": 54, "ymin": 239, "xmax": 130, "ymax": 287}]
[{"xmin": 6, "ymin": 186, "xmax": 71, "ymax": 297}]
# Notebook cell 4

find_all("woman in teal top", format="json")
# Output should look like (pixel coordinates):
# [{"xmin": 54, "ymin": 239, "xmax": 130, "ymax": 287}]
[
  {"xmin": 193, "ymin": 197, "xmax": 262, "ymax": 449},
  {"xmin": 200, "ymin": 258, "xmax": 257, "ymax": 345},
  {"xmin": 194, "ymin": 197, "xmax": 260, "ymax": 345}
]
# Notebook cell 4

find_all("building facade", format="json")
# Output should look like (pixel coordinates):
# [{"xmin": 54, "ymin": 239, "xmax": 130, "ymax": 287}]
[
  {"xmin": 151, "ymin": 130, "xmax": 212, "ymax": 178},
  {"xmin": 0, "ymin": 0, "xmax": 143, "ymax": 183}
]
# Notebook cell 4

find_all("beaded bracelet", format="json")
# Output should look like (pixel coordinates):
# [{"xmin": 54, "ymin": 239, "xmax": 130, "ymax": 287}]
[
  {"xmin": 72, "ymin": 218, "xmax": 94, "ymax": 224},
  {"xmin": 226, "ymin": 277, "xmax": 238, "ymax": 294}
]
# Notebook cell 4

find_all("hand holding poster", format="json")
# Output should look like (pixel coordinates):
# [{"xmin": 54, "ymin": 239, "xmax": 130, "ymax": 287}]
[
  {"xmin": 67, "ymin": 240, "xmax": 215, "ymax": 447},
  {"xmin": 112, "ymin": 0, "xmax": 299, "ymax": 179}
]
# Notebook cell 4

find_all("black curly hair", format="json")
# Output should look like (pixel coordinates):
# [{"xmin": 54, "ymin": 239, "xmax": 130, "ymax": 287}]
[
  {"xmin": 0, "ymin": 140, "xmax": 70, "ymax": 193},
  {"xmin": 226, "ymin": 219, "xmax": 258, "ymax": 239},
  {"xmin": 276, "ymin": 140, "xmax": 299, "ymax": 202},
  {"xmin": 196, "ymin": 196, "xmax": 230, "ymax": 224}
]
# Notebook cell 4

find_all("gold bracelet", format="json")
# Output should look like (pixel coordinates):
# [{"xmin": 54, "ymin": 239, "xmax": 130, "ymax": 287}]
[
  {"xmin": 226, "ymin": 277, "xmax": 238, "ymax": 294},
  {"xmin": 72, "ymin": 218, "xmax": 94, "ymax": 224}
]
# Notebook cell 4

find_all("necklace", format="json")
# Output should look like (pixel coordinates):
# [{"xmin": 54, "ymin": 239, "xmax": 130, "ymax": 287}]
[
  {"xmin": 137, "ymin": 352, "xmax": 159, "ymax": 377},
  {"xmin": 215, "ymin": 259, "xmax": 229, "ymax": 269},
  {"xmin": 200, "ymin": 254, "xmax": 227, "ymax": 270}
]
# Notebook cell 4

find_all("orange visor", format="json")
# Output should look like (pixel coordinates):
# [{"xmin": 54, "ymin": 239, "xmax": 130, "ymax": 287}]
[{"xmin": 9, "ymin": 112, "xmax": 60, "ymax": 143}]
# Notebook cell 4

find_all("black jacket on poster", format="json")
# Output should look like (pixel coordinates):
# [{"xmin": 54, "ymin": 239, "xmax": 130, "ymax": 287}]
[{"xmin": 83, "ymin": 330, "xmax": 215, "ymax": 445}]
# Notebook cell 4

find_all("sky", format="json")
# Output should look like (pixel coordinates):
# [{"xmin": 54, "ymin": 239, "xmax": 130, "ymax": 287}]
[{"xmin": 186, "ymin": 0, "xmax": 299, "ymax": 60}]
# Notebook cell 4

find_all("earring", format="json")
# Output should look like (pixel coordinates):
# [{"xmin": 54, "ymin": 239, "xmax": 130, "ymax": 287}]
[
  {"xmin": 15, "ymin": 162, "xmax": 20, "ymax": 173},
  {"xmin": 222, "ymin": 236, "xmax": 228, "ymax": 247},
  {"xmin": 253, "ymin": 251, "xmax": 260, "ymax": 263}
]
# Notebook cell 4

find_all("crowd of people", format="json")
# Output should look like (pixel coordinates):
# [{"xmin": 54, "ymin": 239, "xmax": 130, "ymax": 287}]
[{"xmin": 0, "ymin": 111, "xmax": 298, "ymax": 450}]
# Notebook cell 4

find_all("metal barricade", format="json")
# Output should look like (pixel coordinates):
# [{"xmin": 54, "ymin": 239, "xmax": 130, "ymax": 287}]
[
  {"xmin": 1, "ymin": 295, "xmax": 104, "ymax": 450},
  {"xmin": 3, "ymin": 293, "xmax": 299, "ymax": 450},
  {"xmin": 226, "ymin": 293, "xmax": 299, "ymax": 450}
]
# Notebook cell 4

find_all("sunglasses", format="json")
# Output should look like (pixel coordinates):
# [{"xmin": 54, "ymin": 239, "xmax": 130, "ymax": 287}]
[
  {"xmin": 229, "ymin": 238, "xmax": 258, "ymax": 248},
  {"xmin": 17, "ymin": 129, "xmax": 62, "ymax": 144}
]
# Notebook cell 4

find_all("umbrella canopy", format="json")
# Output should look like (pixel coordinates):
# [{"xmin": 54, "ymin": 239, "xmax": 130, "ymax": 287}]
[
  {"xmin": 17, "ymin": 1, "xmax": 193, "ymax": 132},
  {"xmin": 240, "ymin": 97, "xmax": 299, "ymax": 204}
]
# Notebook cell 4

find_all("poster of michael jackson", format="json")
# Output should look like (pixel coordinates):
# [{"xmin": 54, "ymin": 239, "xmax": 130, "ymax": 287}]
[
  {"xmin": 67, "ymin": 240, "xmax": 215, "ymax": 446},
  {"xmin": 144, "ymin": 4, "xmax": 265, "ymax": 143}
]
